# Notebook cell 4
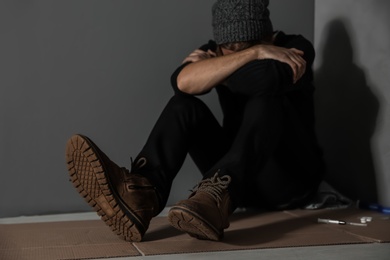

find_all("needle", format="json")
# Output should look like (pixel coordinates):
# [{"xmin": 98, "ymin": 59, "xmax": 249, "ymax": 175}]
[{"xmin": 317, "ymin": 218, "xmax": 367, "ymax": 226}]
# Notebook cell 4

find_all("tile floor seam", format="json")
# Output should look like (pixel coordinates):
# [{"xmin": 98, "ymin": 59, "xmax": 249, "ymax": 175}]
[{"xmin": 132, "ymin": 242, "xmax": 146, "ymax": 257}]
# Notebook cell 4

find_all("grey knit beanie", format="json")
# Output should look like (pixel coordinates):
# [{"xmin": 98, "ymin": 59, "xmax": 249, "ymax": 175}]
[{"xmin": 212, "ymin": 0, "xmax": 273, "ymax": 45}]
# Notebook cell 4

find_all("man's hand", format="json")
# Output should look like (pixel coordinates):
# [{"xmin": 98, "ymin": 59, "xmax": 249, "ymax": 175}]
[
  {"xmin": 252, "ymin": 45, "xmax": 306, "ymax": 83},
  {"xmin": 182, "ymin": 49, "xmax": 217, "ymax": 64}
]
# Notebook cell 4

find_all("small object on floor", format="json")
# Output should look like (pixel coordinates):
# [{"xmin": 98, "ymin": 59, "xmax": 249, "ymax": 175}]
[
  {"xmin": 318, "ymin": 218, "xmax": 346, "ymax": 225},
  {"xmin": 347, "ymin": 221, "xmax": 368, "ymax": 227},
  {"xmin": 317, "ymin": 218, "xmax": 367, "ymax": 227},
  {"xmin": 360, "ymin": 216, "xmax": 373, "ymax": 224}
]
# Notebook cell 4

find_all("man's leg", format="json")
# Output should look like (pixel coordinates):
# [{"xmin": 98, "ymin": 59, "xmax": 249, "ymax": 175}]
[
  {"xmin": 168, "ymin": 94, "xmax": 325, "ymax": 241},
  {"xmin": 244, "ymin": 154, "xmax": 320, "ymax": 210},
  {"xmin": 135, "ymin": 94, "xmax": 230, "ymax": 207},
  {"xmin": 242, "ymin": 95, "xmax": 325, "ymax": 209},
  {"xmin": 66, "ymin": 134, "xmax": 161, "ymax": 242},
  {"xmin": 66, "ymin": 94, "xmax": 227, "ymax": 242},
  {"xmin": 168, "ymin": 95, "xmax": 286, "ymax": 240},
  {"xmin": 204, "ymin": 95, "xmax": 286, "ymax": 203},
  {"xmin": 202, "ymin": 95, "xmax": 323, "ymax": 206}
]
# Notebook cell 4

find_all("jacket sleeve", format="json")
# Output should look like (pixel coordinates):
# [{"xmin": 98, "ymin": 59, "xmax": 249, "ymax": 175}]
[
  {"xmin": 225, "ymin": 34, "xmax": 315, "ymax": 97},
  {"xmin": 170, "ymin": 62, "xmax": 192, "ymax": 96}
]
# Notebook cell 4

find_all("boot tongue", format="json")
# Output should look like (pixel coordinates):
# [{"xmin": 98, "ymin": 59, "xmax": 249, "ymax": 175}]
[{"xmin": 193, "ymin": 173, "xmax": 231, "ymax": 203}]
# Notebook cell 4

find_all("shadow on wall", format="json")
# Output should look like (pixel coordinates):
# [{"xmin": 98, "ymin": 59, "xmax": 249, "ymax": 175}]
[{"xmin": 314, "ymin": 19, "xmax": 379, "ymax": 203}]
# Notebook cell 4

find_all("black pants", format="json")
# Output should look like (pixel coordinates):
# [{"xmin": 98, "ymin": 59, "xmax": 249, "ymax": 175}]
[{"xmin": 136, "ymin": 94, "xmax": 323, "ymax": 210}]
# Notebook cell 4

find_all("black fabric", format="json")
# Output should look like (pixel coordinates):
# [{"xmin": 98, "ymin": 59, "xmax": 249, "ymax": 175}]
[
  {"xmin": 139, "ymin": 32, "xmax": 325, "ymax": 209},
  {"xmin": 137, "ymin": 95, "xmax": 231, "ymax": 207}
]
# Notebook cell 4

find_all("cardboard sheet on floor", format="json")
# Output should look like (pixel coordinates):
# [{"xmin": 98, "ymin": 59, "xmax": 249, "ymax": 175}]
[
  {"xmin": 1, "ymin": 208, "xmax": 389, "ymax": 259},
  {"xmin": 0, "ymin": 220, "xmax": 139, "ymax": 260}
]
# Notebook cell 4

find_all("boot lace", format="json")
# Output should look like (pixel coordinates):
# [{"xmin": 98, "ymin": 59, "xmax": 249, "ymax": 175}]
[
  {"xmin": 121, "ymin": 157, "xmax": 147, "ymax": 177},
  {"xmin": 129, "ymin": 157, "xmax": 147, "ymax": 173},
  {"xmin": 192, "ymin": 171, "xmax": 231, "ymax": 202}
]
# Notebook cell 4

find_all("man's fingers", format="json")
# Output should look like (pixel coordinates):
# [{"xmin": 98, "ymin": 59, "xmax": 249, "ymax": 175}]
[
  {"xmin": 290, "ymin": 48, "xmax": 304, "ymax": 56},
  {"xmin": 292, "ymin": 64, "xmax": 299, "ymax": 83},
  {"xmin": 182, "ymin": 56, "xmax": 196, "ymax": 63},
  {"xmin": 256, "ymin": 45, "xmax": 306, "ymax": 83},
  {"xmin": 182, "ymin": 49, "xmax": 215, "ymax": 64},
  {"xmin": 207, "ymin": 49, "xmax": 217, "ymax": 57},
  {"xmin": 285, "ymin": 51, "xmax": 306, "ymax": 83}
]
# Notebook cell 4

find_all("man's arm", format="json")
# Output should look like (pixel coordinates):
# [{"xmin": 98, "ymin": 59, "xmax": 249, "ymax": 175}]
[{"xmin": 175, "ymin": 44, "xmax": 306, "ymax": 95}]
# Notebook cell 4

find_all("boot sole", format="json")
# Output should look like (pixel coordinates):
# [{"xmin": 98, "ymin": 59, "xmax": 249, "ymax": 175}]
[
  {"xmin": 65, "ymin": 134, "xmax": 143, "ymax": 242},
  {"xmin": 168, "ymin": 206, "xmax": 223, "ymax": 241}
]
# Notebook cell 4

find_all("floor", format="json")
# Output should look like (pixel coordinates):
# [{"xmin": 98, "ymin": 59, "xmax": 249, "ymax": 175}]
[{"xmin": 1, "ymin": 210, "xmax": 389, "ymax": 260}]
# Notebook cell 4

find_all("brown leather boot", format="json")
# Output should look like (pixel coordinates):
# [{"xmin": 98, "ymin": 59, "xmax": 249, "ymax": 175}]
[
  {"xmin": 168, "ymin": 172, "xmax": 233, "ymax": 241},
  {"xmin": 65, "ymin": 134, "xmax": 161, "ymax": 242}
]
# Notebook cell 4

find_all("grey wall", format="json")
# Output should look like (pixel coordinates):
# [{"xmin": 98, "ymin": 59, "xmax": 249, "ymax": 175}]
[
  {"xmin": 0, "ymin": 0, "xmax": 314, "ymax": 218},
  {"xmin": 314, "ymin": 0, "xmax": 390, "ymax": 206}
]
